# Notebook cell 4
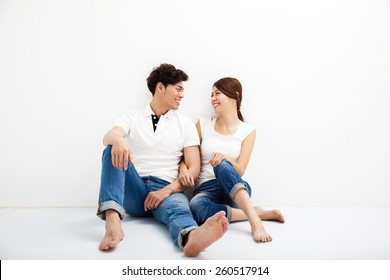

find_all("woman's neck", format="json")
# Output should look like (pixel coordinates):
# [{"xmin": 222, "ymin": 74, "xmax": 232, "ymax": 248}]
[{"xmin": 215, "ymin": 112, "xmax": 241, "ymax": 135}]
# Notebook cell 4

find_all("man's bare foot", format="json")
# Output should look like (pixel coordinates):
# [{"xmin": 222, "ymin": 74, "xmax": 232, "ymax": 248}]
[
  {"xmin": 183, "ymin": 211, "xmax": 229, "ymax": 257},
  {"xmin": 255, "ymin": 207, "xmax": 285, "ymax": 223},
  {"xmin": 250, "ymin": 218, "xmax": 272, "ymax": 242},
  {"xmin": 99, "ymin": 210, "xmax": 124, "ymax": 251}
]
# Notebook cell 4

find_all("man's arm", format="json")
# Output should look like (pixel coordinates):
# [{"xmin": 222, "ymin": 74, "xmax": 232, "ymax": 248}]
[
  {"xmin": 178, "ymin": 145, "xmax": 201, "ymax": 187},
  {"xmin": 179, "ymin": 145, "xmax": 201, "ymax": 187},
  {"xmin": 103, "ymin": 126, "xmax": 132, "ymax": 170},
  {"xmin": 178, "ymin": 118, "xmax": 202, "ymax": 187},
  {"xmin": 143, "ymin": 145, "xmax": 200, "ymax": 211}
]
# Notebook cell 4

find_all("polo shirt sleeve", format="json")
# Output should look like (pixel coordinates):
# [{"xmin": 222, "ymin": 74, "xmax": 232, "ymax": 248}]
[
  {"xmin": 183, "ymin": 117, "xmax": 200, "ymax": 148},
  {"xmin": 113, "ymin": 113, "xmax": 133, "ymax": 136}
]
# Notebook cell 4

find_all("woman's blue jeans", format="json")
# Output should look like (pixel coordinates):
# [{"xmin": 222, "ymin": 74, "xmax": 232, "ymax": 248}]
[
  {"xmin": 190, "ymin": 160, "xmax": 252, "ymax": 224},
  {"xmin": 97, "ymin": 146, "xmax": 198, "ymax": 249}
]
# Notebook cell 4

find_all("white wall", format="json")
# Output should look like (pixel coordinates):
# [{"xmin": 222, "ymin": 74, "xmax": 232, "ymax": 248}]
[{"xmin": 0, "ymin": 0, "xmax": 389, "ymax": 207}]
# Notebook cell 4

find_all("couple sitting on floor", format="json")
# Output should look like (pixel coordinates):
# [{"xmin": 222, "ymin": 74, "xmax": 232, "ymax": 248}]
[{"xmin": 97, "ymin": 63, "xmax": 284, "ymax": 257}]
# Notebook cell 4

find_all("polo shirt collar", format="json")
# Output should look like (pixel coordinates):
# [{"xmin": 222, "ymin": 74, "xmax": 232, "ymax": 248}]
[{"xmin": 143, "ymin": 103, "xmax": 176, "ymax": 119}]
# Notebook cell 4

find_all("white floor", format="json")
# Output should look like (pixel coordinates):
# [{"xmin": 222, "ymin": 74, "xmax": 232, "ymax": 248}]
[{"xmin": 1, "ymin": 206, "xmax": 390, "ymax": 260}]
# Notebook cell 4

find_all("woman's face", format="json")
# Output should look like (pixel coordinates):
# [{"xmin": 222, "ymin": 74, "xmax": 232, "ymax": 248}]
[{"xmin": 210, "ymin": 86, "xmax": 236, "ymax": 114}]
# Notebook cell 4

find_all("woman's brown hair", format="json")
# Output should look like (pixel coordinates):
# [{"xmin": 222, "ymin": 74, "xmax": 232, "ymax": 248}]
[{"xmin": 213, "ymin": 77, "xmax": 244, "ymax": 121}]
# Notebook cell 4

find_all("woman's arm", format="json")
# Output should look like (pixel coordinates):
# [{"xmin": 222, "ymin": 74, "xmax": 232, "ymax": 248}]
[
  {"xmin": 230, "ymin": 129, "xmax": 256, "ymax": 176},
  {"xmin": 209, "ymin": 130, "xmax": 256, "ymax": 177}
]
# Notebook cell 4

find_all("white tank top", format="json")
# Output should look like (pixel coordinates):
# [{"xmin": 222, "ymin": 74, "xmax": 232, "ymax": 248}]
[{"xmin": 197, "ymin": 117, "xmax": 255, "ymax": 186}]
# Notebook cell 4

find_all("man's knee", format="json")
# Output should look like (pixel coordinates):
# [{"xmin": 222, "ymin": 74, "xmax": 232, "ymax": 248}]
[
  {"xmin": 102, "ymin": 145, "xmax": 113, "ymax": 160},
  {"xmin": 159, "ymin": 193, "xmax": 190, "ymax": 213}
]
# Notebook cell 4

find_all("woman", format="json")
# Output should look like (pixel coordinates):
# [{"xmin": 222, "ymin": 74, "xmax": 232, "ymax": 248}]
[{"xmin": 180, "ymin": 77, "xmax": 284, "ymax": 242}]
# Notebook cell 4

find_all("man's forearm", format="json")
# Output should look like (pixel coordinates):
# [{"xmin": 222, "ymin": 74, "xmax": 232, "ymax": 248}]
[
  {"xmin": 164, "ymin": 164, "xmax": 199, "ymax": 194},
  {"xmin": 103, "ymin": 127, "xmax": 127, "ymax": 146},
  {"xmin": 103, "ymin": 131, "xmax": 122, "ymax": 146},
  {"xmin": 164, "ymin": 179, "xmax": 188, "ymax": 195}
]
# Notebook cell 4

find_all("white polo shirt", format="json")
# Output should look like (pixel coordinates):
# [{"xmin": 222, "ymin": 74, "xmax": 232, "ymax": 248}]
[{"xmin": 114, "ymin": 104, "xmax": 200, "ymax": 183}]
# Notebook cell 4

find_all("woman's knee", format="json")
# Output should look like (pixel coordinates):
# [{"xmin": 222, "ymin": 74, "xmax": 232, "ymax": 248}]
[
  {"xmin": 213, "ymin": 159, "xmax": 234, "ymax": 176},
  {"xmin": 217, "ymin": 159, "xmax": 231, "ymax": 168},
  {"xmin": 189, "ymin": 195, "xmax": 207, "ymax": 212},
  {"xmin": 189, "ymin": 195, "xmax": 209, "ymax": 218},
  {"xmin": 190, "ymin": 194, "xmax": 225, "ymax": 224}
]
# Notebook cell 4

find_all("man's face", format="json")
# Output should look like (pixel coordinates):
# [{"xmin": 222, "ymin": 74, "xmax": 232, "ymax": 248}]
[{"xmin": 161, "ymin": 82, "xmax": 185, "ymax": 110}]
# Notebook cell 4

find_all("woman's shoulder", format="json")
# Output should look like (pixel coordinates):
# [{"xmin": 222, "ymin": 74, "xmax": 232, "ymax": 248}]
[
  {"xmin": 238, "ymin": 121, "xmax": 255, "ymax": 138},
  {"xmin": 240, "ymin": 121, "xmax": 255, "ymax": 130}
]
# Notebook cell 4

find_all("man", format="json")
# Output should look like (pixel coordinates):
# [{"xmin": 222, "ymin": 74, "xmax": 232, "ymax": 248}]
[{"xmin": 97, "ymin": 63, "xmax": 228, "ymax": 257}]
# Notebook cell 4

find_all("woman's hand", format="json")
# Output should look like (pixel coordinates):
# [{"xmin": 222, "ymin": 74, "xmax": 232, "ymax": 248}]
[
  {"xmin": 209, "ymin": 152, "xmax": 226, "ymax": 167},
  {"xmin": 178, "ymin": 160, "xmax": 195, "ymax": 187},
  {"xmin": 178, "ymin": 171, "xmax": 195, "ymax": 187}
]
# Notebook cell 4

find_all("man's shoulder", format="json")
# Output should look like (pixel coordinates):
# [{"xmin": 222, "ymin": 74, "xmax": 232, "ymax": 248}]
[
  {"xmin": 114, "ymin": 108, "xmax": 145, "ymax": 127},
  {"xmin": 122, "ymin": 107, "xmax": 147, "ymax": 118},
  {"xmin": 172, "ymin": 110, "xmax": 195, "ymax": 123},
  {"xmin": 169, "ymin": 111, "xmax": 198, "ymax": 133}
]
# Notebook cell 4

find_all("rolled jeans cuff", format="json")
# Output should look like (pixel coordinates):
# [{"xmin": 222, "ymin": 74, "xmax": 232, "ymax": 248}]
[
  {"xmin": 229, "ymin": 182, "xmax": 248, "ymax": 201},
  {"xmin": 97, "ymin": 200, "xmax": 126, "ymax": 220},
  {"xmin": 225, "ymin": 205, "xmax": 233, "ymax": 222},
  {"xmin": 178, "ymin": 225, "xmax": 199, "ymax": 250}
]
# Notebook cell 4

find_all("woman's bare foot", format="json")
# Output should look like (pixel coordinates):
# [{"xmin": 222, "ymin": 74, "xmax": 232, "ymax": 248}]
[
  {"xmin": 255, "ymin": 207, "xmax": 285, "ymax": 223},
  {"xmin": 99, "ymin": 210, "xmax": 124, "ymax": 251},
  {"xmin": 250, "ymin": 217, "xmax": 272, "ymax": 242},
  {"xmin": 183, "ymin": 211, "xmax": 229, "ymax": 257}
]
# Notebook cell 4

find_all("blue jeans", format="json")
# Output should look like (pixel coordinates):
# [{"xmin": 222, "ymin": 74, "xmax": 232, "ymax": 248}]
[
  {"xmin": 190, "ymin": 160, "xmax": 252, "ymax": 224},
  {"xmin": 97, "ymin": 146, "xmax": 198, "ymax": 249}
]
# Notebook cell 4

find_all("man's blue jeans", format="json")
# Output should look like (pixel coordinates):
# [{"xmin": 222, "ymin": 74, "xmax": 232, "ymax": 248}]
[
  {"xmin": 190, "ymin": 160, "xmax": 252, "ymax": 224},
  {"xmin": 97, "ymin": 146, "xmax": 198, "ymax": 249}
]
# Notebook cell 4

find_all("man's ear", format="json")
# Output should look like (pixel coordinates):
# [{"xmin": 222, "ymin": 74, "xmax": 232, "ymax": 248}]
[{"xmin": 156, "ymin": 82, "xmax": 165, "ymax": 94}]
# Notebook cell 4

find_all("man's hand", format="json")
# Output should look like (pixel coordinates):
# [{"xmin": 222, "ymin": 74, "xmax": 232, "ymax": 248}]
[
  {"xmin": 111, "ymin": 138, "xmax": 133, "ymax": 170},
  {"xmin": 144, "ymin": 188, "xmax": 171, "ymax": 211}
]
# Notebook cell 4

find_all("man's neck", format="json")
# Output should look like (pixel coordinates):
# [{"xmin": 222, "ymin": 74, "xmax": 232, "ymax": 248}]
[{"xmin": 150, "ymin": 100, "xmax": 168, "ymax": 117}]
